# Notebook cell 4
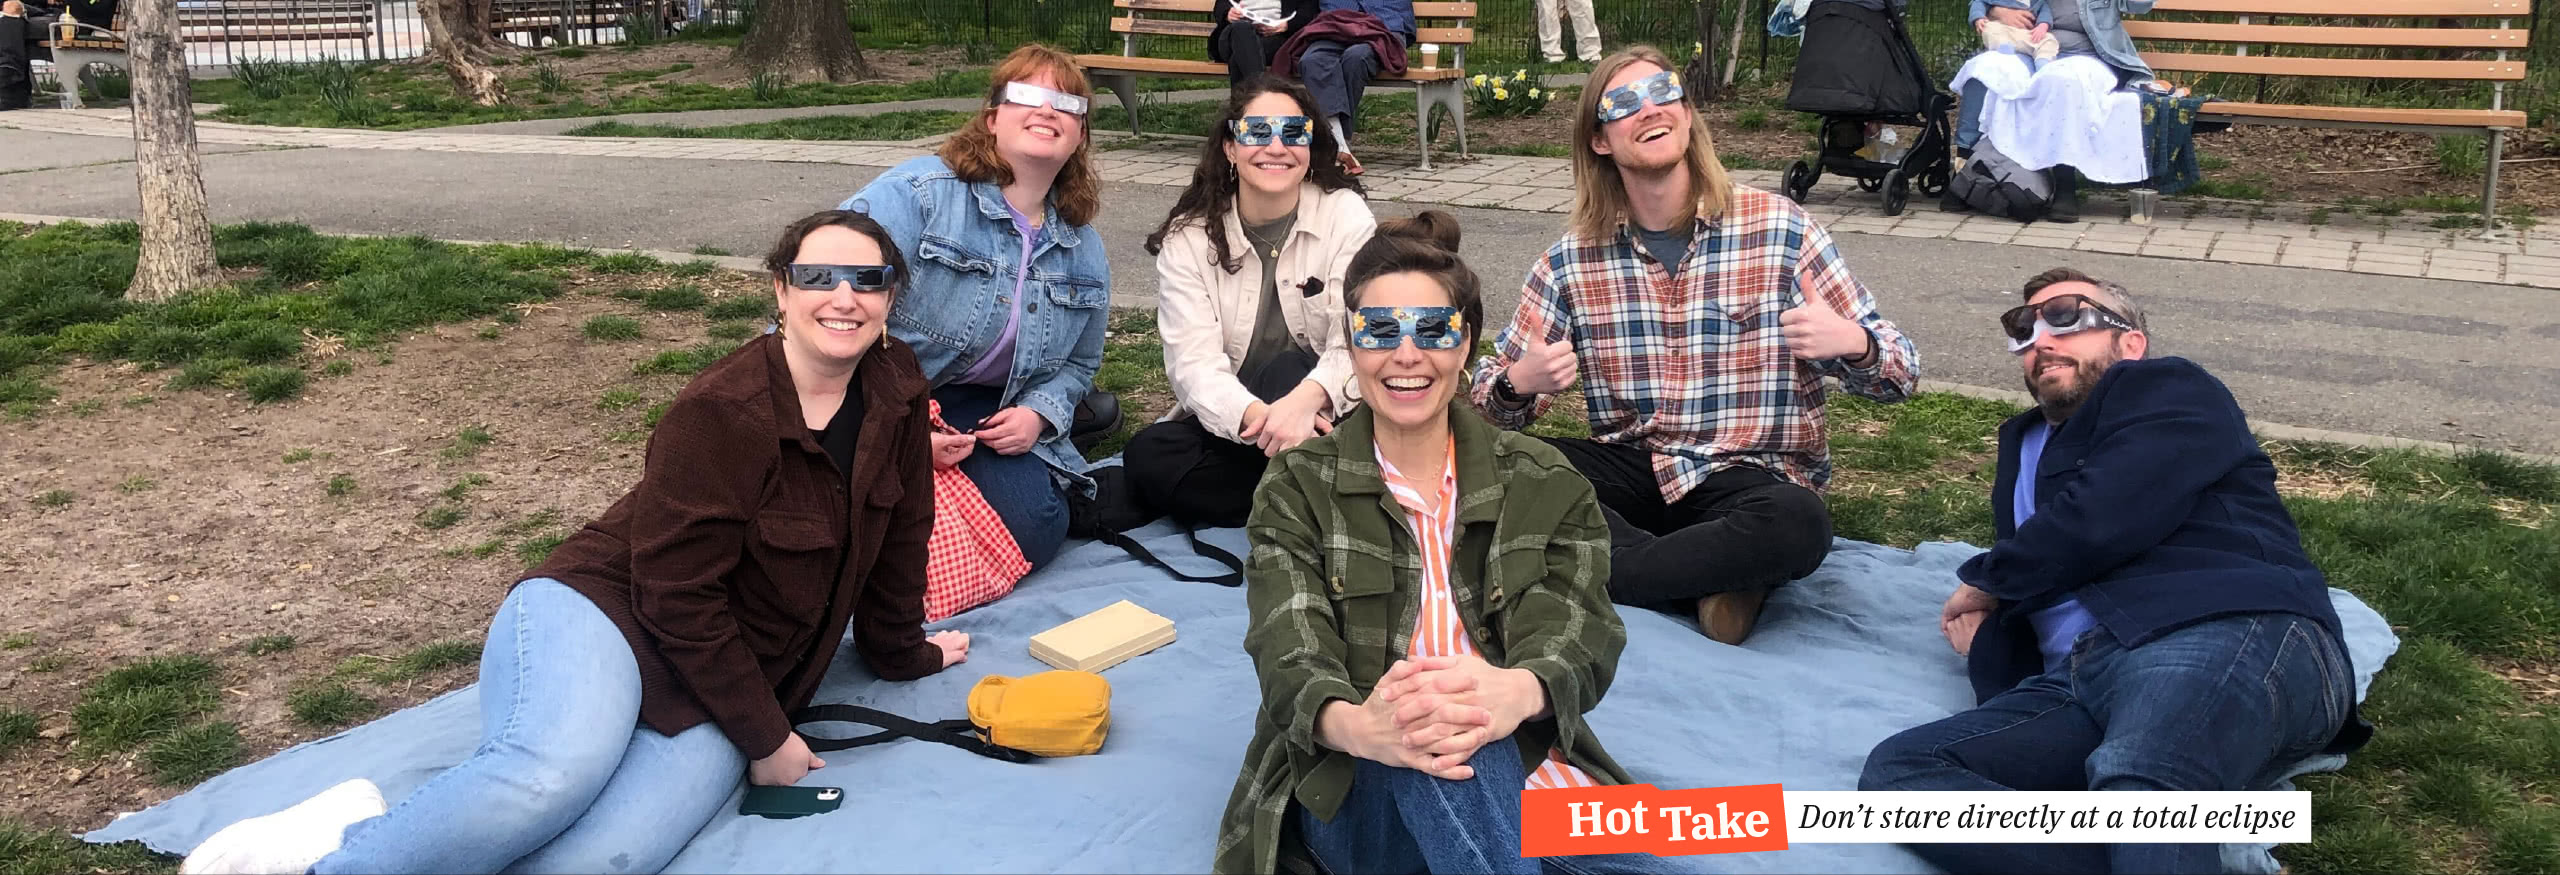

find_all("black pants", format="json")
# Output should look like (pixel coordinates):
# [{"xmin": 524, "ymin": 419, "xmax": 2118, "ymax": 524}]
[
  {"xmin": 0, "ymin": 15, "xmax": 40, "ymax": 109},
  {"xmin": 1539, "ymin": 438, "xmax": 1834, "ymax": 611},
  {"xmin": 1209, "ymin": 23, "xmax": 1287, "ymax": 87},
  {"xmin": 1296, "ymin": 39, "xmax": 1381, "ymax": 135},
  {"xmin": 1124, "ymin": 417, "xmax": 1270, "ymax": 529}
]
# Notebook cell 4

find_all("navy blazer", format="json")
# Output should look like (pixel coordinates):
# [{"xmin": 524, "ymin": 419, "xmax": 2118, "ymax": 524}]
[{"xmin": 1960, "ymin": 356, "xmax": 2369, "ymax": 754}]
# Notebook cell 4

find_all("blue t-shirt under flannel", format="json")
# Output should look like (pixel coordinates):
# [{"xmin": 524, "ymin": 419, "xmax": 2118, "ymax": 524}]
[{"xmin": 2015, "ymin": 420, "xmax": 2099, "ymax": 671}]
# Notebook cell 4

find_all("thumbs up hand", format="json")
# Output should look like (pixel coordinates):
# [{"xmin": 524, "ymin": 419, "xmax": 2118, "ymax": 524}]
[
  {"xmin": 1779, "ymin": 295, "xmax": 1874, "ymax": 364},
  {"xmin": 1505, "ymin": 335, "xmax": 1580, "ymax": 396}
]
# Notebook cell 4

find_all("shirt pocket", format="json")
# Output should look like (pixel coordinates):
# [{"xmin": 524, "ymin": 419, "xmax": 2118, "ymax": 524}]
[
  {"xmin": 735, "ymin": 511, "xmax": 839, "ymax": 650},
  {"xmin": 1325, "ymin": 547, "xmax": 1402, "ymax": 684},
  {"xmin": 1033, "ymin": 275, "xmax": 1110, "ymax": 367},
  {"xmin": 894, "ymin": 237, "xmax": 998, "ymax": 351}
]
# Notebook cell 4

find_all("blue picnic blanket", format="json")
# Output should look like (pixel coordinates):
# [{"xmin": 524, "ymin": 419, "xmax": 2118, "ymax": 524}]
[{"xmin": 86, "ymin": 531, "xmax": 2398, "ymax": 873}]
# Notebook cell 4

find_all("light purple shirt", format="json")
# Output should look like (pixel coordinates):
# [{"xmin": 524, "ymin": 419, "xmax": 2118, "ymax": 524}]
[{"xmin": 960, "ymin": 203, "xmax": 1036, "ymax": 386}]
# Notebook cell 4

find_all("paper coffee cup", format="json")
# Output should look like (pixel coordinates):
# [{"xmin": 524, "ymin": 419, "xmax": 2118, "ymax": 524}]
[{"xmin": 1420, "ymin": 43, "xmax": 1440, "ymax": 69}]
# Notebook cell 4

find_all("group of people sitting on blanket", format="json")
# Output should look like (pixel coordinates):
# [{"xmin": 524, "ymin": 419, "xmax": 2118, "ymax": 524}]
[{"xmin": 177, "ymin": 42, "xmax": 2372, "ymax": 875}]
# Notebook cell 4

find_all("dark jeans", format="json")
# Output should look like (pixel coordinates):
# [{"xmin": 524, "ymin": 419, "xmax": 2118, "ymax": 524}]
[
  {"xmin": 1859, "ymin": 613, "xmax": 2356, "ymax": 875},
  {"xmin": 1296, "ymin": 38, "xmax": 1381, "ymax": 135},
  {"xmin": 1297, "ymin": 736, "xmax": 1696, "ymax": 875},
  {"xmin": 1538, "ymin": 438, "xmax": 1832, "ymax": 611},
  {"xmin": 1210, "ymin": 23, "xmax": 1287, "ymax": 86},
  {"xmin": 1123, "ymin": 417, "xmax": 1267, "ymax": 529},
  {"xmin": 934, "ymin": 384, "xmax": 1070, "ymax": 569}
]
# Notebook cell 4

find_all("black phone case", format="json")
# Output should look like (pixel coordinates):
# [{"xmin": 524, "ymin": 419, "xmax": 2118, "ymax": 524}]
[{"xmin": 739, "ymin": 785, "xmax": 843, "ymax": 819}]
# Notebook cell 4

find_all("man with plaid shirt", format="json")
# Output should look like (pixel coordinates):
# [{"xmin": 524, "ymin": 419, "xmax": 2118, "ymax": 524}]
[{"xmin": 1473, "ymin": 46, "xmax": 1919, "ymax": 645}]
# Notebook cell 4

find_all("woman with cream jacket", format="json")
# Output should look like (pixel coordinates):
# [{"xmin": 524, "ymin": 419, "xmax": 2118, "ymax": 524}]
[{"xmin": 1130, "ymin": 75, "xmax": 1378, "ymax": 527}]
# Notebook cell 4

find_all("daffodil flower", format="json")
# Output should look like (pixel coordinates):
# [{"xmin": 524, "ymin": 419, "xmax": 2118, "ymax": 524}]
[{"xmin": 1494, "ymin": 87, "xmax": 1510, "ymax": 100}]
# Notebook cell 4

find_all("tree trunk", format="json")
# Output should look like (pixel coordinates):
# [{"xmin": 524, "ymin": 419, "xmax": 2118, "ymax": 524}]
[
  {"xmin": 737, "ymin": 0, "xmax": 870, "ymax": 83},
  {"xmin": 420, "ymin": 0, "xmax": 514, "ymax": 105},
  {"xmin": 123, "ymin": 0, "xmax": 219, "ymax": 304}
]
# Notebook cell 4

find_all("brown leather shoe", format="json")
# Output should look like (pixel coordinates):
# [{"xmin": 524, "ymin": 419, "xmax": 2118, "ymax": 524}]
[{"xmin": 1696, "ymin": 589, "xmax": 1770, "ymax": 645}]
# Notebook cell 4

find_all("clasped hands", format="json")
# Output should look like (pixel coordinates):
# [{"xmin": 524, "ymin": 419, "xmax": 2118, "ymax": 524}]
[{"xmin": 1321, "ymin": 654, "xmax": 1544, "ymax": 780}]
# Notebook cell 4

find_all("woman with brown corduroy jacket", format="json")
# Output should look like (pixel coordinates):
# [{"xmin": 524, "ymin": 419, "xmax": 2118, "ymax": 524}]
[{"xmin": 181, "ymin": 211, "xmax": 970, "ymax": 875}]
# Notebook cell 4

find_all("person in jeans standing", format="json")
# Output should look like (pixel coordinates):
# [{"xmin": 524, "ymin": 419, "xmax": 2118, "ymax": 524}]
[
  {"xmin": 1129, "ymin": 76, "xmax": 1374, "ymax": 528},
  {"xmin": 1473, "ymin": 47, "xmax": 1918, "ymax": 646},
  {"xmin": 1859, "ymin": 268, "xmax": 2369, "ymax": 875},
  {"xmin": 179, "ymin": 211, "xmax": 971, "ymax": 875}
]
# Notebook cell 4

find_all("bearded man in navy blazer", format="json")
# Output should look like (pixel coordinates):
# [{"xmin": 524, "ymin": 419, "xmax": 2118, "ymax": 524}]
[{"xmin": 1858, "ymin": 268, "xmax": 2373, "ymax": 875}]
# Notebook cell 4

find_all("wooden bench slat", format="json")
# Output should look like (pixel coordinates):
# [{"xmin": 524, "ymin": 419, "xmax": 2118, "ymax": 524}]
[
  {"xmin": 1415, "ymin": 26, "xmax": 1471, "ymax": 44},
  {"xmin": 2148, "ymin": 0, "xmax": 2527, "ymax": 15},
  {"xmin": 2141, "ymin": 51, "xmax": 2527, "ymax": 79},
  {"xmin": 1111, "ymin": 17, "xmax": 1214, "ymax": 37},
  {"xmin": 1074, "ymin": 54, "xmax": 1227, "ymax": 74},
  {"xmin": 1413, "ymin": 2, "xmax": 1477, "ymax": 16},
  {"xmin": 1115, "ymin": 0, "xmax": 1213, "ymax": 9},
  {"xmin": 2124, "ymin": 21, "xmax": 2528, "ymax": 48},
  {"xmin": 2195, "ymin": 101, "xmax": 2527, "ymax": 128}
]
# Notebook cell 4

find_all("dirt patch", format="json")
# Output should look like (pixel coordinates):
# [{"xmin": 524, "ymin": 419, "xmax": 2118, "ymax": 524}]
[
  {"xmin": 0, "ymin": 271, "xmax": 764, "ymax": 832},
  {"xmin": 528, "ymin": 43, "xmax": 978, "ymax": 102}
]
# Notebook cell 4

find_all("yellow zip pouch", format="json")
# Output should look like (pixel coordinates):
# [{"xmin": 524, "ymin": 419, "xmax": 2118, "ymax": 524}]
[{"xmin": 967, "ymin": 670, "xmax": 1111, "ymax": 757}]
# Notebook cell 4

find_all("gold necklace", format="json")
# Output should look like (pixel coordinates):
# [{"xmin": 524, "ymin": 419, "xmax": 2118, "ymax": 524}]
[{"xmin": 1241, "ymin": 222, "xmax": 1283, "ymax": 259}]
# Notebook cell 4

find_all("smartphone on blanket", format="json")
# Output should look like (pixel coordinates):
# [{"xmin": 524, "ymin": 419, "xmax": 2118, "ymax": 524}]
[{"xmin": 740, "ymin": 785, "xmax": 842, "ymax": 820}]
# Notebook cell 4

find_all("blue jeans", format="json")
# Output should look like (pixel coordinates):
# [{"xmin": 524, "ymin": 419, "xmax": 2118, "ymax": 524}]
[
  {"xmin": 1297, "ymin": 39, "xmax": 1383, "ymax": 135},
  {"xmin": 316, "ymin": 579, "xmax": 748, "ymax": 874},
  {"xmin": 1957, "ymin": 78, "xmax": 1987, "ymax": 150},
  {"xmin": 1298, "ymin": 737, "xmax": 1697, "ymax": 875},
  {"xmin": 935, "ymin": 383, "xmax": 1069, "ymax": 569},
  {"xmin": 1858, "ymin": 612, "xmax": 2354, "ymax": 875}
]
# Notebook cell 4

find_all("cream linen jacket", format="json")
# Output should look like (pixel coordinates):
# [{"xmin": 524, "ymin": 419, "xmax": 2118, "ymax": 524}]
[{"xmin": 1154, "ymin": 183, "xmax": 1378, "ymax": 443}]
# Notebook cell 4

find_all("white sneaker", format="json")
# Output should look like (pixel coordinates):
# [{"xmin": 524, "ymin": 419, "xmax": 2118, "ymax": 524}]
[{"xmin": 181, "ymin": 778, "xmax": 386, "ymax": 875}]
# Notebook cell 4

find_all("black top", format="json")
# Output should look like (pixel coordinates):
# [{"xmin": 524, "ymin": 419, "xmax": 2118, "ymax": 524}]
[{"xmin": 811, "ymin": 371, "xmax": 868, "ymax": 476}]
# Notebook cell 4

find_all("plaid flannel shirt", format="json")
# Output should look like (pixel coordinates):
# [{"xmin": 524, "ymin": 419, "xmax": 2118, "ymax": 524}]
[{"xmin": 1469, "ymin": 186, "xmax": 1919, "ymax": 500}]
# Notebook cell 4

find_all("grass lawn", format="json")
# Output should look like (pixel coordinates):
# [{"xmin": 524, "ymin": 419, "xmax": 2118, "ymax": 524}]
[{"xmin": 3, "ymin": 235, "xmax": 2554, "ymax": 873}]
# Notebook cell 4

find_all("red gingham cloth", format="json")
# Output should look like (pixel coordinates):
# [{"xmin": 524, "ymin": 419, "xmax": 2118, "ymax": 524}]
[{"xmin": 923, "ymin": 399, "xmax": 1030, "ymax": 623}]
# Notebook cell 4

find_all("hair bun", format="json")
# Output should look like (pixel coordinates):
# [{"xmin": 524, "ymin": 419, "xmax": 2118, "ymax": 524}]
[{"xmin": 1376, "ymin": 209, "xmax": 1461, "ymax": 253}]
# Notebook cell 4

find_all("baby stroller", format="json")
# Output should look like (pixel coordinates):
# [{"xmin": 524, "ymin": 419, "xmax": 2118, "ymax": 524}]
[{"xmin": 1776, "ymin": 0, "xmax": 1954, "ymax": 216}]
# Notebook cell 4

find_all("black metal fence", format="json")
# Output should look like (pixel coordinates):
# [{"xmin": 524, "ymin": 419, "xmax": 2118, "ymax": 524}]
[
  {"xmin": 853, "ymin": 0, "xmax": 2558, "ymax": 125},
  {"xmin": 35, "ymin": 0, "xmax": 2557, "ymax": 124}
]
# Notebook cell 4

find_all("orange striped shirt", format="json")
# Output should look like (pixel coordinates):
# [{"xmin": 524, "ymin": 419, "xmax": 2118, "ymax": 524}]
[{"xmin": 1377, "ymin": 439, "xmax": 1600, "ymax": 792}]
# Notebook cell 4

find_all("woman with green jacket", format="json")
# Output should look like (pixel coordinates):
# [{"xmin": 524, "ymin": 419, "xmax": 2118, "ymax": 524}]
[{"xmin": 1212, "ymin": 211, "xmax": 1688, "ymax": 875}]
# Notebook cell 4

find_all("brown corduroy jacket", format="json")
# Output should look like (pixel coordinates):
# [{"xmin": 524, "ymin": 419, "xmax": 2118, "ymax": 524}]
[{"xmin": 529, "ymin": 331, "xmax": 942, "ymax": 760}]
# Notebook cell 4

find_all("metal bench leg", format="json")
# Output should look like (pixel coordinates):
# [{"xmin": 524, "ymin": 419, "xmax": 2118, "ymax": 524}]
[
  {"xmin": 1093, "ymin": 72, "xmax": 1141, "ymax": 136},
  {"xmin": 1414, "ymin": 86, "xmax": 1434, "ymax": 171},
  {"xmin": 2479, "ymin": 129, "xmax": 2504, "ymax": 239}
]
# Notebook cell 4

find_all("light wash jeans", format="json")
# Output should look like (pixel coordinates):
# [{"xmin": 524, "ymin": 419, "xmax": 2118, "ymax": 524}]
[
  {"xmin": 1298, "ymin": 736, "xmax": 1700, "ymax": 875},
  {"xmin": 314, "ymin": 578, "xmax": 749, "ymax": 874}
]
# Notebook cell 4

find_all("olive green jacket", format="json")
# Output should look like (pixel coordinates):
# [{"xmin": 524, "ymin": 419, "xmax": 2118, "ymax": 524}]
[{"xmin": 1211, "ymin": 401, "xmax": 1634, "ymax": 874}]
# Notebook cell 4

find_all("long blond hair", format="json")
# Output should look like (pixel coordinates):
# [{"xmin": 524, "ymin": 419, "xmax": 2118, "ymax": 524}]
[
  {"xmin": 1569, "ymin": 46, "xmax": 1733, "ymax": 240},
  {"xmin": 938, "ymin": 44, "xmax": 1103, "ymax": 228}
]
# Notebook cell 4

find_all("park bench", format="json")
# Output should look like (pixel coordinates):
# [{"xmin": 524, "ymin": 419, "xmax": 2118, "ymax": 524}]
[
  {"xmin": 489, "ymin": 0, "xmax": 639, "ymax": 46},
  {"xmin": 1073, "ymin": 0, "xmax": 1478, "ymax": 169},
  {"xmin": 37, "ymin": 0, "xmax": 379, "ymax": 107},
  {"xmin": 2125, "ymin": 0, "xmax": 2534, "ymax": 231}
]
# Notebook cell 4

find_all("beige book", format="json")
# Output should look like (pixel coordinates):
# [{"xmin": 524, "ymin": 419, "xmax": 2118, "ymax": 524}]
[{"xmin": 1029, "ymin": 600, "xmax": 1177, "ymax": 673}]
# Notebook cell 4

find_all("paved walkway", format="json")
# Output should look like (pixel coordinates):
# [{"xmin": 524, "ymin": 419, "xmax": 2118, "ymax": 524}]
[{"xmin": 8, "ymin": 107, "xmax": 2555, "ymax": 289}]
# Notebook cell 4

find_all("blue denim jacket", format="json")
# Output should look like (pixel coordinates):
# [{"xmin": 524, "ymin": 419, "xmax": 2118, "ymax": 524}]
[
  {"xmin": 1968, "ymin": 0, "xmax": 2156, "ymax": 85},
  {"xmin": 840, "ymin": 155, "xmax": 1109, "ymax": 492}
]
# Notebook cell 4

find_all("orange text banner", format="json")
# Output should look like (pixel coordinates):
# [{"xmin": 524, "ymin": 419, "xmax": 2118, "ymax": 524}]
[{"xmin": 1521, "ymin": 783, "xmax": 1789, "ymax": 858}]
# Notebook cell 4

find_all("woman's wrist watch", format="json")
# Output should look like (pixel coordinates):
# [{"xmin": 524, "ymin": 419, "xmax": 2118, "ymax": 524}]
[{"xmin": 1493, "ymin": 371, "xmax": 1530, "ymax": 404}]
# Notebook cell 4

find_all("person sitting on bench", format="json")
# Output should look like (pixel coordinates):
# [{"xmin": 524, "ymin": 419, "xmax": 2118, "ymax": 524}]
[
  {"xmin": 1275, "ymin": 0, "xmax": 1415, "ymax": 175},
  {"xmin": 1210, "ymin": 0, "xmax": 1316, "ymax": 87},
  {"xmin": 1859, "ymin": 267, "xmax": 2371, "ymax": 875},
  {"xmin": 0, "ymin": 0, "xmax": 52, "ymax": 111}
]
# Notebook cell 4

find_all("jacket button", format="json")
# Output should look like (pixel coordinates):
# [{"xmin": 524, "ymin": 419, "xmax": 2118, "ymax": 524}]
[
  {"xmin": 1488, "ymin": 588, "xmax": 1504, "ymax": 607},
  {"xmin": 1330, "ymin": 576, "xmax": 1343, "ymax": 594},
  {"xmin": 1028, "ymin": 301, "xmax": 1041, "ymax": 314}
]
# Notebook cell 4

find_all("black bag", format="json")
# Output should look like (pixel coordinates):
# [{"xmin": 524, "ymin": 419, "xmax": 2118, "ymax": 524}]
[
  {"xmin": 789, "ymin": 704, "xmax": 1036, "ymax": 763},
  {"xmin": 1947, "ymin": 141, "xmax": 2053, "ymax": 224},
  {"xmin": 1093, "ymin": 344, "xmax": 1326, "ymax": 587}
]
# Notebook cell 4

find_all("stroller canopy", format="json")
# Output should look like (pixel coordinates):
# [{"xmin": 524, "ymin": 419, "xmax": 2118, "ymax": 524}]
[{"xmin": 1784, "ymin": 0, "xmax": 1941, "ymax": 118}]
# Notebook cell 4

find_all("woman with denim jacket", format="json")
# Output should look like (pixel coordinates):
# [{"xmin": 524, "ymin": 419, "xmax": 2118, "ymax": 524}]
[{"xmin": 842, "ymin": 44, "xmax": 1112, "ymax": 570}]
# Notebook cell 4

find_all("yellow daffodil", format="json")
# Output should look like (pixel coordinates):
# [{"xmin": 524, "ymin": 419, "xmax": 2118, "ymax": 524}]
[
  {"xmin": 1471, "ymin": 73, "xmax": 1487, "ymax": 87},
  {"xmin": 1514, "ymin": 69, "xmax": 1529, "ymax": 82},
  {"xmin": 1493, "ymin": 87, "xmax": 1511, "ymax": 100},
  {"xmin": 1528, "ymin": 88, "xmax": 1542, "ymax": 99}
]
